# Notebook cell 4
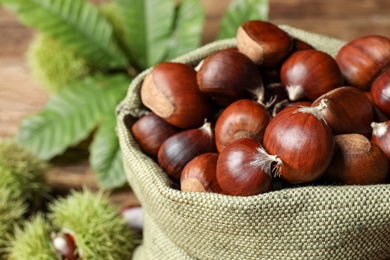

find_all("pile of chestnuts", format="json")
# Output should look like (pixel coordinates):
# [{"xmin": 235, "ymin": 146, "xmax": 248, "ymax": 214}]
[{"xmin": 130, "ymin": 20, "xmax": 390, "ymax": 196}]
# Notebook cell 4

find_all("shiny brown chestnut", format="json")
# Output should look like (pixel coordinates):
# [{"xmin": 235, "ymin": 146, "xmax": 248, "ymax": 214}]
[
  {"xmin": 236, "ymin": 20, "xmax": 293, "ymax": 68},
  {"xmin": 216, "ymin": 138, "xmax": 275, "ymax": 196},
  {"xmin": 140, "ymin": 62, "xmax": 214, "ymax": 129},
  {"xmin": 157, "ymin": 122, "xmax": 216, "ymax": 180},
  {"xmin": 215, "ymin": 99, "xmax": 272, "ymax": 152},
  {"xmin": 263, "ymin": 100, "xmax": 335, "ymax": 183},
  {"xmin": 311, "ymin": 86, "xmax": 374, "ymax": 137},
  {"xmin": 131, "ymin": 112, "xmax": 178, "ymax": 157},
  {"xmin": 371, "ymin": 121, "xmax": 390, "ymax": 160},
  {"xmin": 280, "ymin": 49, "xmax": 344, "ymax": 101},
  {"xmin": 180, "ymin": 153, "xmax": 221, "ymax": 193},
  {"xmin": 371, "ymin": 68, "xmax": 390, "ymax": 116},
  {"xmin": 197, "ymin": 48, "xmax": 263, "ymax": 107},
  {"xmin": 323, "ymin": 133, "xmax": 389, "ymax": 185},
  {"xmin": 336, "ymin": 35, "xmax": 390, "ymax": 91}
]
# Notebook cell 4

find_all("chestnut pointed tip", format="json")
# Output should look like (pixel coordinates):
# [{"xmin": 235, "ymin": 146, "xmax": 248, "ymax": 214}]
[
  {"xmin": 200, "ymin": 121, "xmax": 213, "ymax": 136},
  {"xmin": 251, "ymin": 146, "xmax": 283, "ymax": 177},
  {"xmin": 371, "ymin": 121, "xmax": 388, "ymax": 137},
  {"xmin": 295, "ymin": 99, "xmax": 328, "ymax": 120},
  {"xmin": 286, "ymin": 85, "xmax": 304, "ymax": 101}
]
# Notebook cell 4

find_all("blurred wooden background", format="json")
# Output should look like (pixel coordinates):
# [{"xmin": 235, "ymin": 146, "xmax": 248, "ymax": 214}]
[{"xmin": 1, "ymin": 0, "xmax": 390, "ymax": 206}]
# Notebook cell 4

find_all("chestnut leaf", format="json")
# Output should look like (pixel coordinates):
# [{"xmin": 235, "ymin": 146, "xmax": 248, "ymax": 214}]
[
  {"xmin": 1, "ymin": 0, "xmax": 128, "ymax": 69},
  {"xmin": 115, "ymin": 0, "xmax": 175, "ymax": 69},
  {"xmin": 16, "ymin": 74, "xmax": 130, "ymax": 188},
  {"xmin": 165, "ymin": 0, "xmax": 204, "ymax": 61},
  {"xmin": 90, "ymin": 114, "xmax": 126, "ymax": 189}
]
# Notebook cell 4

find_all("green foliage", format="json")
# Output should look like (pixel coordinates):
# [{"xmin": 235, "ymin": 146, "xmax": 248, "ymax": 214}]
[
  {"xmin": 49, "ymin": 189, "xmax": 139, "ymax": 260},
  {"xmin": 2, "ymin": 0, "xmax": 127, "ymax": 68},
  {"xmin": 4, "ymin": 0, "xmax": 269, "ymax": 188},
  {"xmin": 7, "ymin": 214, "xmax": 58, "ymax": 260},
  {"xmin": 98, "ymin": 2, "xmax": 131, "ymax": 59},
  {"xmin": 165, "ymin": 0, "xmax": 205, "ymax": 61},
  {"xmin": 16, "ymin": 75, "xmax": 129, "ymax": 188},
  {"xmin": 218, "ymin": 0, "xmax": 269, "ymax": 40},
  {"xmin": 115, "ymin": 0, "xmax": 175, "ymax": 68},
  {"xmin": 27, "ymin": 34, "xmax": 90, "ymax": 93},
  {"xmin": 0, "ymin": 187, "xmax": 27, "ymax": 259},
  {"xmin": 90, "ymin": 115, "xmax": 126, "ymax": 188},
  {"xmin": 16, "ymin": 75, "xmax": 129, "ymax": 161},
  {"xmin": 0, "ymin": 139, "xmax": 48, "ymax": 209}
]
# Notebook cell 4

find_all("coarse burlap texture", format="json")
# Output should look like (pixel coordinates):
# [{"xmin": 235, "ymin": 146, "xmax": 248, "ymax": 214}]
[{"xmin": 116, "ymin": 25, "xmax": 390, "ymax": 259}]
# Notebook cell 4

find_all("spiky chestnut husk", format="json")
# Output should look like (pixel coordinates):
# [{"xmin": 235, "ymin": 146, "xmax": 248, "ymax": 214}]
[
  {"xmin": 7, "ymin": 213, "xmax": 58, "ymax": 260},
  {"xmin": 49, "ymin": 189, "xmax": 139, "ymax": 260},
  {"xmin": 0, "ymin": 139, "xmax": 49, "ymax": 210},
  {"xmin": 0, "ymin": 187, "xmax": 27, "ymax": 259},
  {"xmin": 27, "ymin": 34, "xmax": 90, "ymax": 93}
]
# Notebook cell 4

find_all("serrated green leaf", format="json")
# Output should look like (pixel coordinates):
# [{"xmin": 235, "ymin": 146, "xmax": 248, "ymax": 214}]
[
  {"xmin": 115, "ymin": 0, "xmax": 175, "ymax": 69},
  {"xmin": 2, "ymin": 0, "xmax": 128, "ymax": 68},
  {"xmin": 90, "ymin": 114, "xmax": 126, "ymax": 189},
  {"xmin": 217, "ymin": 0, "xmax": 269, "ymax": 40},
  {"xmin": 165, "ymin": 0, "xmax": 204, "ymax": 60},
  {"xmin": 16, "ymin": 74, "xmax": 130, "ymax": 160}
]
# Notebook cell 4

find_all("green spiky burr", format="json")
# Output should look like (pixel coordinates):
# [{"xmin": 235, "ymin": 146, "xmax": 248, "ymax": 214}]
[
  {"xmin": 7, "ymin": 213, "xmax": 58, "ymax": 260},
  {"xmin": 0, "ymin": 139, "xmax": 49, "ymax": 210},
  {"xmin": 27, "ymin": 34, "xmax": 91, "ymax": 93},
  {"xmin": 0, "ymin": 187, "xmax": 27, "ymax": 259},
  {"xmin": 49, "ymin": 189, "xmax": 139, "ymax": 260}
]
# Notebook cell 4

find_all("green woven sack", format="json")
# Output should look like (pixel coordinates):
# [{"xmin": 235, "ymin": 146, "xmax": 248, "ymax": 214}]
[{"xmin": 116, "ymin": 25, "xmax": 390, "ymax": 259}]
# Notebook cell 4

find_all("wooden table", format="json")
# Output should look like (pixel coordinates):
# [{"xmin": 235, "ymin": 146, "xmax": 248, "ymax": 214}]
[{"xmin": 1, "ymin": 0, "xmax": 389, "ymax": 207}]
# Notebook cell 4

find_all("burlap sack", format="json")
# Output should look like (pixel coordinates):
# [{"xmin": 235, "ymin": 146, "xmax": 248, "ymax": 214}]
[{"xmin": 116, "ymin": 25, "xmax": 390, "ymax": 259}]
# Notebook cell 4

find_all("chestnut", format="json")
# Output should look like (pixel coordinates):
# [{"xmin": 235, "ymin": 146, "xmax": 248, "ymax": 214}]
[
  {"xmin": 280, "ymin": 49, "xmax": 344, "ymax": 101},
  {"xmin": 322, "ymin": 133, "xmax": 389, "ymax": 185},
  {"xmin": 236, "ymin": 20, "xmax": 293, "ymax": 68},
  {"xmin": 216, "ymin": 138, "xmax": 275, "ymax": 196},
  {"xmin": 196, "ymin": 48, "xmax": 263, "ymax": 107},
  {"xmin": 131, "ymin": 112, "xmax": 178, "ymax": 157},
  {"xmin": 140, "ymin": 62, "xmax": 214, "ymax": 129},
  {"xmin": 311, "ymin": 86, "xmax": 374, "ymax": 137},
  {"xmin": 215, "ymin": 99, "xmax": 272, "ymax": 152},
  {"xmin": 157, "ymin": 121, "xmax": 216, "ymax": 180},
  {"xmin": 371, "ymin": 68, "xmax": 390, "ymax": 116},
  {"xmin": 263, "ymin": 100, "xmax": 335, "ymax": 183},
  {"xmin": 336, "ymin": 35, "xmax": 390, "ymax": 91},
  {"xmin": 180, "ymin": 153, "xmax": 221, "ymax": 193}
]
